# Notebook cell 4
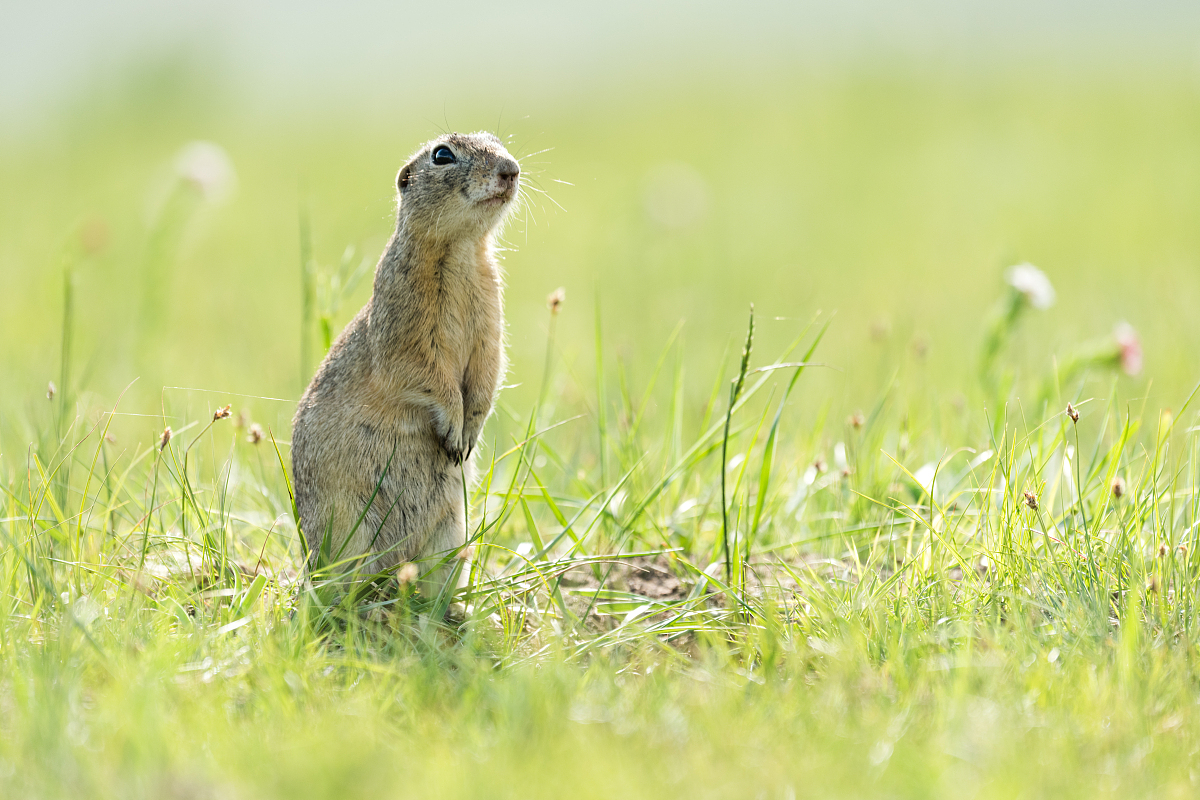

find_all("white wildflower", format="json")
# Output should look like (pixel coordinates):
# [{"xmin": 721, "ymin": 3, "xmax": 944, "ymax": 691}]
[
  {"xmin": 1006, "ymin": 263, "xmax": 1055, "ymax": 310},
  {"xmin": 175, "ymin": 141, "xmax": 236, "ymax": 203}
]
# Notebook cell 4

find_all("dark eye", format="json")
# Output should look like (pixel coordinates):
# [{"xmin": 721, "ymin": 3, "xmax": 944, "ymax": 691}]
[{"xmin": 432, "ymin": 146, "xmax": 456, "ymax": 165}]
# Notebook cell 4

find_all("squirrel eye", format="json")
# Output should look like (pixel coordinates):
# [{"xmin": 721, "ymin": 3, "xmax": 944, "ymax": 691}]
[{"xmin": 431, "ymin": 146, "xmax": 456, "ymax": 165}]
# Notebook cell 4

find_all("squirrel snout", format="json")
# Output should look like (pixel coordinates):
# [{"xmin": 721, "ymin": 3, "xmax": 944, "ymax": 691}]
[
  {"xmin": 496, "ymin": 159, "xmax": 520, "ymax": 190},
  {"xmin": 498, "ymin": 159, "xmax": 519, "ymax": 180}
]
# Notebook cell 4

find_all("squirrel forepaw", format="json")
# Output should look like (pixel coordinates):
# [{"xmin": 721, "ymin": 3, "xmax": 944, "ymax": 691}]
[
  {"xmin": 440, "ymin": 437, "xmax": 466, "ymax": 465},
  {"xmin": 435, "ymin": 412, "xmax": 465, "ymax": 464},
  {"xmin": 443, "ymin": 435, "xmax": 478, "ymax": 467}
]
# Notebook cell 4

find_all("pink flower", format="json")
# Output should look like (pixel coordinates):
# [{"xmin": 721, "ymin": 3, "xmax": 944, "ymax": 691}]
[{"xmin": 1114, "ymin": 322, "xmax": 1142, "ymax": 376}]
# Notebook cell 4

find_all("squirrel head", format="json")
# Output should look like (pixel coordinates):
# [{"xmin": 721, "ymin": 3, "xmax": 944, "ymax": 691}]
[{"xmin": 395, "ymin": 132, "xmax": 520, "ymax": 242}]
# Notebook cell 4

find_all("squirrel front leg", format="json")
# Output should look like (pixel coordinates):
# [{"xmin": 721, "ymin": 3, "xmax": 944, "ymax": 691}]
[
  {"xmin": 427, "ymin": 377, "xmax": 466, "ymax": 464},
  {"xmin": 398, "ymin": 360, "xmax": 465, "ymax": 463},
  {"xmin": 461, "ymin": 337, "xmax": 502, "ymax": 459}
]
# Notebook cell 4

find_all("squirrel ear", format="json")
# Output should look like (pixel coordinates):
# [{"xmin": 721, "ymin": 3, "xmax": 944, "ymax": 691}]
[{"xmin": 397, "ymin": 165, "xmax": 412, "ymax": 191}]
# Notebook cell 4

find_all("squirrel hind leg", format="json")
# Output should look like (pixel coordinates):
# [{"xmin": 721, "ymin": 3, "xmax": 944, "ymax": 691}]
[
  {"xmin": 301, "ymin": 497, "xmax": 359, "ymax": 574},
  {"xmin": 413, "ymin": 500, "xmax": 468, "ymax": 603}
]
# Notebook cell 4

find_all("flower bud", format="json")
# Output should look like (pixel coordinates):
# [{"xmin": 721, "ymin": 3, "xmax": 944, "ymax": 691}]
[{"xmin": 396, "ymin": 563, "xmax": 419, "ymax": 586}]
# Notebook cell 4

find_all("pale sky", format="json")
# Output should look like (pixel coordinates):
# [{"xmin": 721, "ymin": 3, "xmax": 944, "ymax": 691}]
[{"xmin": 3, "ymin": 0, "xmax": 1199, "ymax": 127}]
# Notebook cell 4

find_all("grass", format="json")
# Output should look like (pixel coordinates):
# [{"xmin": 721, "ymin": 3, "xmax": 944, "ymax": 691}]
[{"xmin": 3, "ymin": 58, "xmax": 1200, "ymax": 798}]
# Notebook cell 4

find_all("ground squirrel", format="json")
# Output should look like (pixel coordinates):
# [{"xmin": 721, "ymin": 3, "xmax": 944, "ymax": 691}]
[{"xmin": 291, "ymin": 132, "xmax": 520, "ymax": 590}]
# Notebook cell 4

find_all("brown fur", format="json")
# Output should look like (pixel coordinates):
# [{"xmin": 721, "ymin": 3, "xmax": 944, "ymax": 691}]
[{"xmin": 291, "ymin": 132, "xmax": 519, "ymax": 590}]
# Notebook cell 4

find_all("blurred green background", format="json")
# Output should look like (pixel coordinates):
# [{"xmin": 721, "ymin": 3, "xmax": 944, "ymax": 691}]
[
  {"xmin": 5, "ymin": 9, "xmax": 1200, "ymax": 797},
  {"xmin": 2, "ymin": 1, "xmax": 1199, "ymax": 448}
]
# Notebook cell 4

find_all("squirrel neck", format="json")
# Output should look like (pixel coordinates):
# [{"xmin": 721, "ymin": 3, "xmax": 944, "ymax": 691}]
[{"xmin": 374, "ymin": 226, "xmax": 495, "ymax": 296}]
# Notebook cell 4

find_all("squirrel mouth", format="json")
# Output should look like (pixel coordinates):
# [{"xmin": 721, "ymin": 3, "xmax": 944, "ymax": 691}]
[{"xmin": 480, "ymin": 190, "xmax": 515, "ymax": 206}]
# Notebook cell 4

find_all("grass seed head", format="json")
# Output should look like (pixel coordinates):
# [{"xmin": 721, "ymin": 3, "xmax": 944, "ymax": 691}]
[
  {"xmin": 1158, "ymin": 543, "xmax": 1170, "ymax": 557},
  {"xmin": 46, "ymin": 381, "xmax": 56, "ymax": 400},
  {"xmin": 1066, "ymin": 402, "xmax": 1080, "ymax": 423},
  {"xmin": 1111, "ymin": 476, "xmax": 1126, "ymax": 499},
  {"xmin": 849, "ymin": 410, "xmax": 866, "ymax": 430},
  {"xmin": 1023, "ymin": 490, "xmax": 1039, "ymax": 511},
  {"xmin": 396, "ymin": 563, "xmax": 419, "ymax": 586},
  {"xmin": 213, "ymin": 404, "xmax": 232, "ymax": 421},
  {"xmin": 547, "ymin": 287, "xmax": 565, "ymax": 315},
  {"xmin": 158, "ymin": 426, "xmax": 173, "ymax": 451},
  {"xmin": 247, "ymin": 424, "xmax": 264, "ymax": 445}
]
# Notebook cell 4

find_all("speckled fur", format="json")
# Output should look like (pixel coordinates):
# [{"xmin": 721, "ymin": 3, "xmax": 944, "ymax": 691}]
[{"xmin": 291, "ymin": 132, "xmax": 519, "ymax": 588}]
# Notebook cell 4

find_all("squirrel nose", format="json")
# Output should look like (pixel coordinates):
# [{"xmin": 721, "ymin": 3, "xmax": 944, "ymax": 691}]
[{"xmin": 497, "ymin": 159, "xmax": 520, "ymax": 184}]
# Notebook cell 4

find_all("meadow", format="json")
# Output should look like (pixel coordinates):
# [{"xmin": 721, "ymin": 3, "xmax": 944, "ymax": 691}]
[{"xmin": 2, "ymin": 57, "xmax": 1200, "ymax": 798}]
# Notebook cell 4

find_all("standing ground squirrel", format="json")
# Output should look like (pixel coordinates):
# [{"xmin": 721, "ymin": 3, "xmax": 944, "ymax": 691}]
[{"xmin": 291, "ymin": 132, "xmax": 520, "ymax": 590}]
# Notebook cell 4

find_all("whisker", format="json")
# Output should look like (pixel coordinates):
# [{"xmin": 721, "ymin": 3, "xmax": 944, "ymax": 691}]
[
  {"xmin": 520, "ymin": 182, "xmax": 567, "ymax": 213},
  {"xmin": 517, "ymin": 147, "xmax": 555, "ymax": 161},
  {"xmin": 508, "ymin": 131, "xmax": 543, "ymax": 159}
]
